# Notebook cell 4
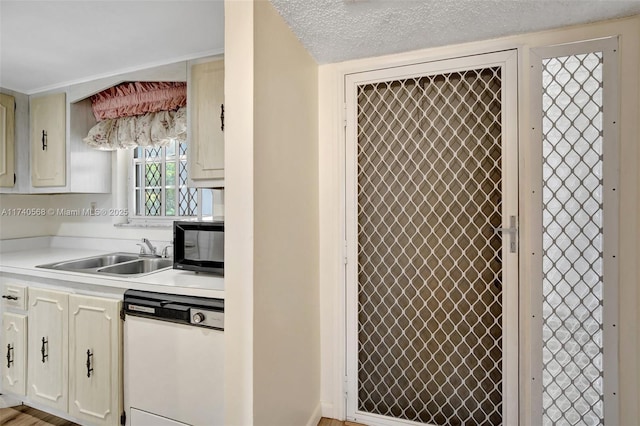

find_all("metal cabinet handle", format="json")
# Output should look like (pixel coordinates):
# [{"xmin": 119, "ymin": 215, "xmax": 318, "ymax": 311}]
[
  {"xmin": 41, "ymin": 337, "xmax": 48, "ymax": 363},
  {"xmin": 6, "ymin": 344, "xmax": 13, "ymax": 368},
  {"xmin": 1, "ymin": 295, "xmax": 18, "ymax": 300},
  {"xmin": 42, "ymin": 130, "xmax": 47, "ymax": 150},
  {"xmin": 86, "ymin": 349, "xmax": 93, "ymax": 378},
  {"xmin": 220, "ymin": 104, "xmax": 224, "ymax": 131}
]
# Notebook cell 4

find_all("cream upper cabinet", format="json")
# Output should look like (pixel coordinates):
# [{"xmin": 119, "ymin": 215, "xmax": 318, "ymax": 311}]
[
  {"xmin": 68, "ymin": 294, "xmax": 122, "ymax": 426},
  {"xmin": 0, "ymin": 93, "xmax": 16, "ymax": 187},
  {"xmin": 30, "ymin": 93, "xmax": 66, "ymax": 187},
  {"xmin": 189, "ymin": 58, "xmax": 225, "ymax": 186},
  {"xmin": 2, "ymin": 312, "xmax": 27, "ymax": 396},
  {"xmin": 27, "ymin": 288, "xmax": 69, "ymax": 412}
]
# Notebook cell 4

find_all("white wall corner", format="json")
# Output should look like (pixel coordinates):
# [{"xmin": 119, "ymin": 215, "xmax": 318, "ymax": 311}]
[
  {"xmin": 306, "ymin": 402, "xmax": 323, "ymax": 426},
  {"xmin": 321, "ymin": 401, "xmax": 336, "ymax": 420}
]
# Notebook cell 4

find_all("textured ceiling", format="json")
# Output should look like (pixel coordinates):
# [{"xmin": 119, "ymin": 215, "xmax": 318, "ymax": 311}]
[
  {"xmin": 269, "ymin": 0, "xmax": 640, "ymax": 64},
  {"xmin": 1, "ymin": 1, "xmax": 639, "ymax": 94}
]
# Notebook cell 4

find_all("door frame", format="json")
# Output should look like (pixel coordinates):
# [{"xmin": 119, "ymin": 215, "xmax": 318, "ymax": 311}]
[{"xmin": 343, "ymin": 50, "xmax": 519, "ymax": 426}]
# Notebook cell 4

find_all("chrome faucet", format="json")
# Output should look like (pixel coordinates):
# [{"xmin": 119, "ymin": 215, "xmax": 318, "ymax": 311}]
[
  {"xmin": 160, "ymin": 244, "xmax": 173, "ymax": 259},
  {"xmin": 137, "ymin": 238, "xmax": 158, "ymax": 257}
]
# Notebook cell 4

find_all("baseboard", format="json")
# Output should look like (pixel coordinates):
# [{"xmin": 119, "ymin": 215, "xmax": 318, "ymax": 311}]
[
  {"xmin": 321, "ymin": 401, "xmax": 336, "ymax": 419},
  {"xmin": 306, "ymin": 402, "xmax": 323, "ymax": 426}
]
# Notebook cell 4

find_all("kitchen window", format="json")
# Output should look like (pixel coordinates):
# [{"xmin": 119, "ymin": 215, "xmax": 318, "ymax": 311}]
[{"xmin": 128, "ymin": 140, "xmax": 213, "ymax": 224}]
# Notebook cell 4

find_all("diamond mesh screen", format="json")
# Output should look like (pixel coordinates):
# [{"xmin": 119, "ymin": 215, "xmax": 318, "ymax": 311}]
[
  {"xmin": 541, "ymin": 52, "xmax": 604, "ymax": 425},
  {"xmin": 356, "ymin": 67, "xmax": 503, "ymax": 425}
]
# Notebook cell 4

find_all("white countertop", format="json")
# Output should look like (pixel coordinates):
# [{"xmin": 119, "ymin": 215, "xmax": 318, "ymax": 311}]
[{"xmin": 0, "ymin": 238, "xmax": 224, "ymax": 298}]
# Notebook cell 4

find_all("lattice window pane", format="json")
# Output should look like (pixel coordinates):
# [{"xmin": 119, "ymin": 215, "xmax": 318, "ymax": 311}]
[
  {"xmin": 178, "ymin": 160, "xmax": 197, "ymax": 216},
  {"xmin": 145, "ymin": 162, "xmax": 162, "ymax": 188},
  {"xmin": 357, "ymin": 67, "xmax": 503, "ymax": 425},
  {"xmin": 146, "ymin": 146, "xmax": 162, "ymax": 159},
  {"xmin": 144, "ymin": 162, "xmax": 162, "ymax": 216},
  {"xmin": 145, "ymin": 188, "xmax": 161, "ymax": 216},
  {"xmin": 166, "ymin": 161, "xmax": 176, "ymax": 187},
  {"xmin": 132, "ymin": 141, "xmax": 200, "ymax": 218},
  {"xmin": 166, "ymin": 140, "xmax": 176, "ymax": 158},
  {"xmin": 541, "ymin": 52, "xmax": 604, "ymax": 426},
  {"xmin": 166, "ymin": 188, "xmax": 176, "ymax": 216}
]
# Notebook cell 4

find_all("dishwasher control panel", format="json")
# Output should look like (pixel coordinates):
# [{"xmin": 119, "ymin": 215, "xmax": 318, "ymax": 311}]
[
  {"xmin": 124, "ymin": 289, "xmax": 224, "ymax": 330},
  {"xmin": 190, "ymin": 308, "xmax": 224, "ymax": 329}
]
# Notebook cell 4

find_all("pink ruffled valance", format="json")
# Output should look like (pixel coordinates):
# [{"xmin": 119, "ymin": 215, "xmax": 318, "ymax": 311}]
[{"xmin": 90, "ymin": 81, "xmax": 186, "ymax": 120}]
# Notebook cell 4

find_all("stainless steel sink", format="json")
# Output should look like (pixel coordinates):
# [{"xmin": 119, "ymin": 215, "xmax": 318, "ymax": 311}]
[
  {"xmin": 36, "ymin": 253, "xmax": 173, "ymax": 277},
  {"xmin": 98, "ymin": 258, "xmax": 173, "ymax": 276},
  {"xmin": 42, "ymin": 253, "xmax": 139, "ymax": 270}
]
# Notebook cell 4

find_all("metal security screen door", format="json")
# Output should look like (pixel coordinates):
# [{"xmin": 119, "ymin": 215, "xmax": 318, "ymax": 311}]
[{"xmin": 345, "ymin": 51, "xmax": 518, "ymax": 426}]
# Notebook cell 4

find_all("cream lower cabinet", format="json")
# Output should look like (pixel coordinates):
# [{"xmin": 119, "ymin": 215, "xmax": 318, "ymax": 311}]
[
  {"xmin": 68, "ymin": 294, "xmax": 122, "ymax": 426},
  {"xmin": 27, "ymin": 288, "xmax": 122, "ymax": 426},
  {"xmin": 28, "ymin": 288, "xmax": 69, "ymax": 412},
  {"xmin": 2, "ymin": 313, "xmax": 27, "ymax": 395}
]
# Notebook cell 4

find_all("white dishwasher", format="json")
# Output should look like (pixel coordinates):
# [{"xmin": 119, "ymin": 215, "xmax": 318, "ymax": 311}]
[{"xmin": 123, "ymin": 290, "xmax": 224, "ymax": 426}]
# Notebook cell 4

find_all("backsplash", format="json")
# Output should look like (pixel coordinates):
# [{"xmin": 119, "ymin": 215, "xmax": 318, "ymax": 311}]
[
  {"xmin": 0, "ymin": 194, "xmax": 53, "ymax": 239},
  {"xmin": 0, "ymin": 189, "xmax": 224, "ymax": 241}
]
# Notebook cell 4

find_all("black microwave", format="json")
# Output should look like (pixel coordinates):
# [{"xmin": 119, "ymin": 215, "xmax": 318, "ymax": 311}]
[{"xmin": 173, "ymin": 221, "xmax": 224, "ymax": 275}]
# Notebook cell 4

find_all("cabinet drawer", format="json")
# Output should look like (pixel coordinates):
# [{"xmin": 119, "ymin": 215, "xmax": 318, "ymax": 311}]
[{"xmin": 1, "ymin": 283, "xmax": 27, "ymax": 310}]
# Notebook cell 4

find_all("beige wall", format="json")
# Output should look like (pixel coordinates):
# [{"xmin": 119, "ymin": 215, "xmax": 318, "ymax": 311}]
[
  {"xmin": 253, "ymin": 0, "xmax": 320, "ymax": 425},
  {"xmin": 224, "ymin": 0, "xmax": 255, "ymax": 424},
  {"xmin": 224, "ymin": 0, "xmax": 320, "ymax": 425},
  {"xmin": 0, "ymin": 186, "xmax": 172, "ymax": 243},
  {"xmin": 48, "ymin": 193, "xmax": 172, "ymax": 241},
  {"xmin": 318, "ymin": 15, "xmax": 640, "ymax": 424},
  {"xmin": 0, "ymin": 194, "xmax": 53, "ymax": 239}
]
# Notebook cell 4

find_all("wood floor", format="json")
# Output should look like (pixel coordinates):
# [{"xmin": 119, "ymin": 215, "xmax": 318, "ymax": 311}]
[
  {"xmin": 0, "ymin": 406, "xmax": 77, "ymax": 426},
  {"xmin": 0, "ymin": 406, "xmax": 363, "ymax": 426}
]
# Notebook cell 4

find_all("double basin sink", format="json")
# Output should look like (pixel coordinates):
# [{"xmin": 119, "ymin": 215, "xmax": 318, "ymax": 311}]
[{"xmin": 37, "ymin": 252, "xmax": 172, "ymax": 277}]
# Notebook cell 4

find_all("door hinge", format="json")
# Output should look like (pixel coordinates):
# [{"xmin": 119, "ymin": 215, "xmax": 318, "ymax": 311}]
[
  {"xmin": 120, "ymin": 308, "xmax": 126, "ymax": 321},
  {"xmin": 344, "ymin": 375, "xmax": 349, "ymax": 400},
  {"xmin": 120, "ymin": 411, "xmax": 126, "ymax": 426},
  {"xmin": 343, "ymin": 103, "xmax": 347, "ymax": 128},
  {"xmin": 343, "ymin": 240, "xmax": 348, "ymax": 265}
]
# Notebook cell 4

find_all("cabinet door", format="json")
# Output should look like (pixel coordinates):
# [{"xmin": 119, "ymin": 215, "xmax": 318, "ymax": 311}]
[
  {"xmin": 2, "ymin": 313, "xmax": 27, "ymax": 395},
  {"xmin": 0, "ymin": 93, "xmax": 16, "ymax": 188},
  {"xmin": 189, "ymin": 59, "xmax": 225, "ymax": 182},
  {"xmin": 27, "ymin": 288, "xmax": 69, "ymax": 411},
  {"xmin": 31, "ymin": 93, "xmax": 66, "ymax": 187},
  {"xmin": 69, "ymin": 295, "xmax": 121, "ymax": 426}
]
